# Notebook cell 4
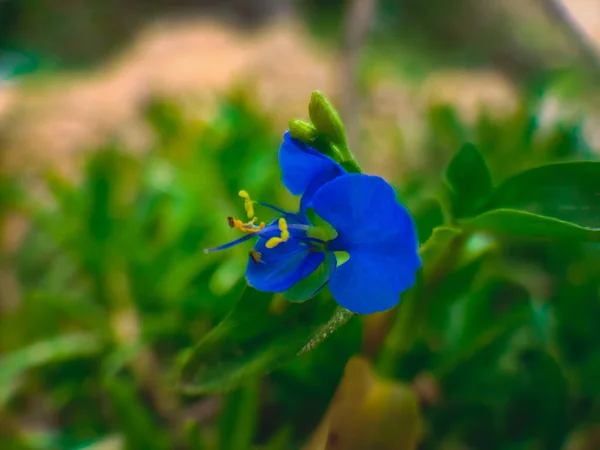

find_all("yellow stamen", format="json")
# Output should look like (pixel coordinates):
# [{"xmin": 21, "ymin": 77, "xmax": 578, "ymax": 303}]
[
  {"xmin": 227, "ymin": 216, "xmax": 264, "ymax": 234},
  {"xmin": 225, "ymin": 190, "xmax": 265, "ymax": 235},
  {"xmin": 238, "ymin": 190, "xmax": 255, "ymax": 219},
  {"xmin": 265, "ymin": 218, "xmax": 289, "ymax": 248}
]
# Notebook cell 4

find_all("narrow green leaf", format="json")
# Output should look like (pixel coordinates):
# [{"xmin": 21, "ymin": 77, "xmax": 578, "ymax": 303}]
[
  {"xmin": 482, "ymin": 161, "xmax": 600, "ymax": 229},
  {"xmin": 0, "ymin": 333, "xmax": 103, "ymax": 407},
  {"xmin": 445, "ymin": 143, "xmax": 493, "ymax": 218},
  {"xmin": 77, "ymin": 435, "xmax": 124, "ymax": 450},
  {"xmin": 219, "ymin": 382, "xmax": 259, "ymax": 450},
  {"xmin": 183, "ymin": 420, "xmax": 206, "ymax": 450},
  {"xmin": 179, "ymin": 288, "xmax": 352, "ymax": 395},
  {"xmin": 462, "ymin": 208, "xmax": 600, "ymax": 240},
  {"xmin": 104, "ymin": 378, "xmax": 170, "ymax": 450}
]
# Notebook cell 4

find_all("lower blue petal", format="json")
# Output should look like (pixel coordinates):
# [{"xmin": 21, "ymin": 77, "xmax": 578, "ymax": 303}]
[
  {"xmin": 328, "ymin": 250, "xmax": 417, "ymax": 314},
  {"xmin": 246, "ymin": 237, "xmax": 324, "ymax": 293}
]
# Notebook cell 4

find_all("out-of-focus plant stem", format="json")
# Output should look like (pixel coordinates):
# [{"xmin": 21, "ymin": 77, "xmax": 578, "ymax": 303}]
[
  {"xmin": 104, "ymin": 265, "xmax": 180, "ymax": 425},
  {"xmin": 339, "ymin": 0, "xmax": 377, "ymax": 153}
]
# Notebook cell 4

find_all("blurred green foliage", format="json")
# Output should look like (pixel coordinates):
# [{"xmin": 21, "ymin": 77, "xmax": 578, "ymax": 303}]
[{"xmin": 1, "ymin": 80, "xmax": 600, "ymax": 450}]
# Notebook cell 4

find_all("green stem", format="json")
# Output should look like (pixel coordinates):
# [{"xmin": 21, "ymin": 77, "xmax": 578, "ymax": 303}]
[{"xmin": 298, "ymin": 306, "xmax": 356, "ymax": 355}]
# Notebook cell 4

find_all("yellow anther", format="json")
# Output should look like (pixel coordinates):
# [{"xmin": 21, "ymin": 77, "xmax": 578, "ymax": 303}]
[
  {"xmin": 279, "ymin": 217, "xmax": 289, "ymax": 240},
  {"xmin": 238, "ymin": 190, "xmax": 255, "ymax": 219},
  {"xmin": 265, "ymin": 218, "xmax": 289, "ymax": 249},
  {"xmin": 227, "ymin": 216, "xmax": 264, "ymax": 234},
  {"xmin": 265, "ymin": 237, "xmax": 283, "ymax": 248}
]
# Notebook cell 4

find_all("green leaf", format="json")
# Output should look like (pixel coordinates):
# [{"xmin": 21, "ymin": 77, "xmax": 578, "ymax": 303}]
[
  {"xmin": 308, "ymin": 91, "xmax": 348, "ymax": 153},
  {"xmin": 0, "ymin": 333, "xmax": 103, "ymax": 407},
  {"xmin": 445, "ymin": 143, "xmax": 493, "ymax": 218},
  {"xmin": 219, "ymin": 382, "xmax": 259, "ymax": 450},
  {"xmin": 461, "ymin": 161, "xmax": 600, "ymax": 240},
  {"xmin": 104, "ymin": 377, "xmax": 170, "ymax": 450},
  {"xmin": 179, "ymin": 288, "xmax": 354, "ymax": 395},
  {"xmin": 461, "ymin": 209, "xmax": 600, "ymax": 240},
  {"xmin": 183, "ymin": 420, "xmax": 206, "ymax": 450},
  {"xmin": 482, "ymin": 161, "xmax": 600, "ymax": 229}
]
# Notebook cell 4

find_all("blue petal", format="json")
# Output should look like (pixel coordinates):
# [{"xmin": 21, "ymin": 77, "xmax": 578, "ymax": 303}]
[
  {"xmin": 328, "ymin": 251, "xmax": 417, "ymax": 314},
  {"xmin": 311, "ymin": 174, "xmax": 420, "ymax": 263},
  {"xmin": 310, "ymin": 174, "xmax": 422, "ymax": 313},
  {"xmin": 278, "ymin": 132, "xmax": 346, "ymax": 208},
  {"xmin": 245, "ymin": 237, "xmax": 324, "ymax": 293}
]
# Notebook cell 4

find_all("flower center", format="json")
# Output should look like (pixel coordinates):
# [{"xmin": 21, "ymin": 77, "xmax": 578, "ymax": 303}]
[{"xmin": 204, "ymin": 189, "xmax": 329, "ymax": 256}]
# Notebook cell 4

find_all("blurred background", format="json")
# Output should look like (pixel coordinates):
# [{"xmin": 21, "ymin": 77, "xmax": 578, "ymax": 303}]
[{"xmin": 1, "ymin": 0, "xmax": 600, "ymax": 449}]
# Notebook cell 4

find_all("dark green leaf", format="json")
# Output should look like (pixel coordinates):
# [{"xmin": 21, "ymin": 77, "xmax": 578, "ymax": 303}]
[
  {"xmin": 446, "ymin": 143, "xmax": 493, "ymax": 218},
  {"xmin": 0, "ymin": 333, "xmax": 103, "ymax": 407},
  {"xmin": 104, "ymin": 377, "xmax": 170, "ymax": 450},
  {"xmin": 179, "ymin": 288, "xmax": 354, "ymax": 395},
  {"xmin": 462, "ymin": 209, "xmax": 600, "ymax": 240},
  {"xmin": 219, "ymin": 382, "xmax": 259, "ymax": 450},
  {"xmin": 482, "ymin": 161, "xmax": 600, "ymax": 229}
]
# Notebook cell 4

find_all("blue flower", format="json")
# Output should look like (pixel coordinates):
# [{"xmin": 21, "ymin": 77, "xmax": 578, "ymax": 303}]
[{"xmin": 205, "ymin": 132, "xmax": 421, "ymax": 314}]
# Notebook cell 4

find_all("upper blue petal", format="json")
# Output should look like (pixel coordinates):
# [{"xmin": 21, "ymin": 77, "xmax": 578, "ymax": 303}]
[
  {"xmin": 278, "ymin": 131, "xmax": 346, "ymax": 209},
  {"xmin": 310, "ymin": 174, "xmax": 422, "ymax": 313},
  {"xmin": 246, "ymin": 236, "xmax": 324, "ymax": 293}
]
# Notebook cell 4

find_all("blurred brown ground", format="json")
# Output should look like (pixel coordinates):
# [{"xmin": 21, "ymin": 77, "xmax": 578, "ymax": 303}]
[
  {"xmin": 0, "ymin": 16, "xmax": 521, "ymax": 180},
  {"xmin": 0, "ymin": 1, "xmax": 598, "ymax": 218},
  {"xmin": 1, "ymin": 1, "xmax": 600, "ymax": 180}
]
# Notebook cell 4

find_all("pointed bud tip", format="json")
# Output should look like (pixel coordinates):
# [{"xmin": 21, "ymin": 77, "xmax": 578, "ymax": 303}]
[{"xmin": 307, "ymin": 90, "xmax": 348, "ymax": 152}]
